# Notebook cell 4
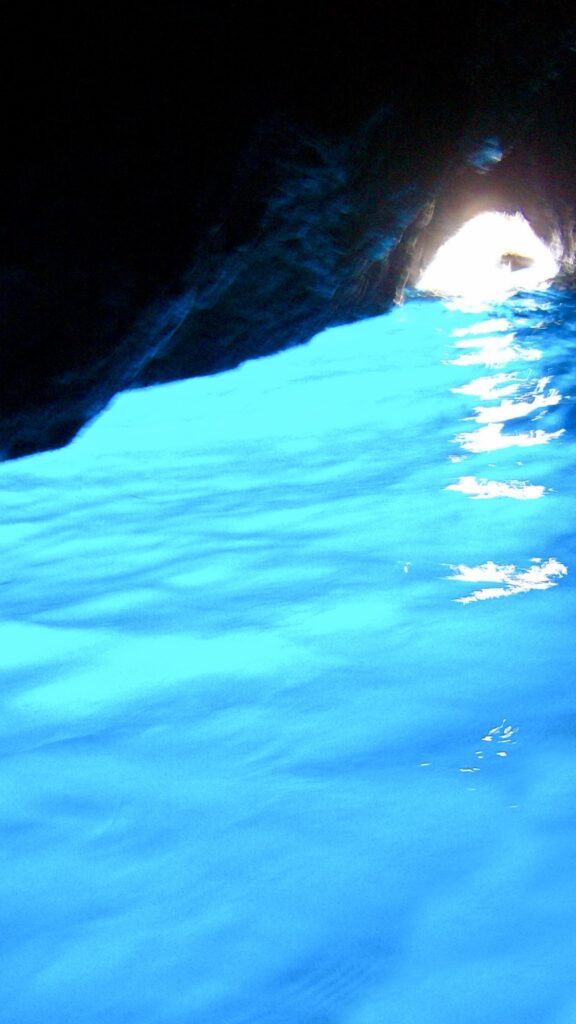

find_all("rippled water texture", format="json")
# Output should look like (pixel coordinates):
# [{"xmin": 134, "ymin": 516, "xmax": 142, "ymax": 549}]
[{"xmin": 2, "ymin": 292, "xmax": 576, "ymax": 1023}]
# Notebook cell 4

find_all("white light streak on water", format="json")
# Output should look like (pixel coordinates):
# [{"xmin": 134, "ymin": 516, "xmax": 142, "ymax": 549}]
[
  {"xmin": 452, "ymin": 372, "xmax": 523, "ymax": 400},
  {"xmin": 446, "ymin": 556, "xmax": 568, "ymax": 603},
  {"xmin": 471, "ymin": 388, "xmax": 562, "ymax": 424},
  {"xmin": 455, "ymin": 422, "xmax": 565, "ymax": 453},
  {"xmin": 445, "ymin": 476, "xmax": 546, "ymax": 500}
]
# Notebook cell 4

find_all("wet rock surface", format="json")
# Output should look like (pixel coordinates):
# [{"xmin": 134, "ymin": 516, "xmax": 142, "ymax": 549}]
[{"xmin": 3, "ymin": 2, "xmax": 576, "ymax": 458}]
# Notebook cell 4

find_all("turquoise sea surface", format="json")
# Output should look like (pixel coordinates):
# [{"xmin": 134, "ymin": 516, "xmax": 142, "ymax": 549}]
[{"xmin": 1, "ymin": 291, "xmax": 576, "ymax": 1022}]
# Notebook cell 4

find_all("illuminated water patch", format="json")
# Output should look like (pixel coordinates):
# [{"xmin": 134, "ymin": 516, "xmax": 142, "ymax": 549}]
[
  {"xmin": 418, "ymin": 212, "xmax": 558, "ymax": 301},
  {"xmin": 1, "ymin": 292, "xmax": 576, "ymax": 1023},
  {"xmin": 445, "ymin": 476, "xmax": 546, "ymax": 500},
  {"xmin": 446, "ymin": 556, "xmax": 568, "ymax": 603}
]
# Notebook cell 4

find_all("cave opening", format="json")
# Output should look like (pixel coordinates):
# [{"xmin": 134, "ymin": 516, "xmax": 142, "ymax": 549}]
[{"xmin": 415, "ymin": 210, "xmax": 559, "ymax": 303}]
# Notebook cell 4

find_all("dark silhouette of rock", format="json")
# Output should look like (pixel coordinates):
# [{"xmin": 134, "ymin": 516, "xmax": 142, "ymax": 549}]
[
  {"xmin": 2, "ymin": 2, "xmax": 576, "ymax": 458},
  {"xmin": 500, "ymin": 253, "xmax": 534, "ymax": 272}
]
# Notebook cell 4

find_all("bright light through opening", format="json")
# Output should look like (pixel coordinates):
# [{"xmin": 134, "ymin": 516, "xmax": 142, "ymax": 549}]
[{"xmin": 417, "ymin": 212, "xmax": 558, "ymax": 301}]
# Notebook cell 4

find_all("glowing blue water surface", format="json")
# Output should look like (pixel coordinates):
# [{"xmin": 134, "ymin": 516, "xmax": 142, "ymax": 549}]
[{"xmin": 2, "ymin": 293, "xmax": 576, "ymax": 1023}]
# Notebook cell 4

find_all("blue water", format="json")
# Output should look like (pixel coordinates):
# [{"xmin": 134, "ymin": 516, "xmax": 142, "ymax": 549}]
[{"xmin": 2, "ymin": 292, "xmax": 576, "ymax": 1023}]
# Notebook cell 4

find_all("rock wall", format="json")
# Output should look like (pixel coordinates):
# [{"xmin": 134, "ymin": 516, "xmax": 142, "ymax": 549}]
[{"xmin": 3, "ymin": 3, "xmax": 576, "ymax": 458}]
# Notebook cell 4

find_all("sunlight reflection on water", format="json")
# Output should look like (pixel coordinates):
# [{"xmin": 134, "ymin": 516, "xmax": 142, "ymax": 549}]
[{"xmin": 446, "ymin": 556, "xmax": 568, "ymax": 603}]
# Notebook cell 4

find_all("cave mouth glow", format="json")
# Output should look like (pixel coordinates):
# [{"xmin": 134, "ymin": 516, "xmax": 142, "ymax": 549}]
[{"xmin": 417, "ymin": 211, "xmax": 559, "ymax": 302}]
